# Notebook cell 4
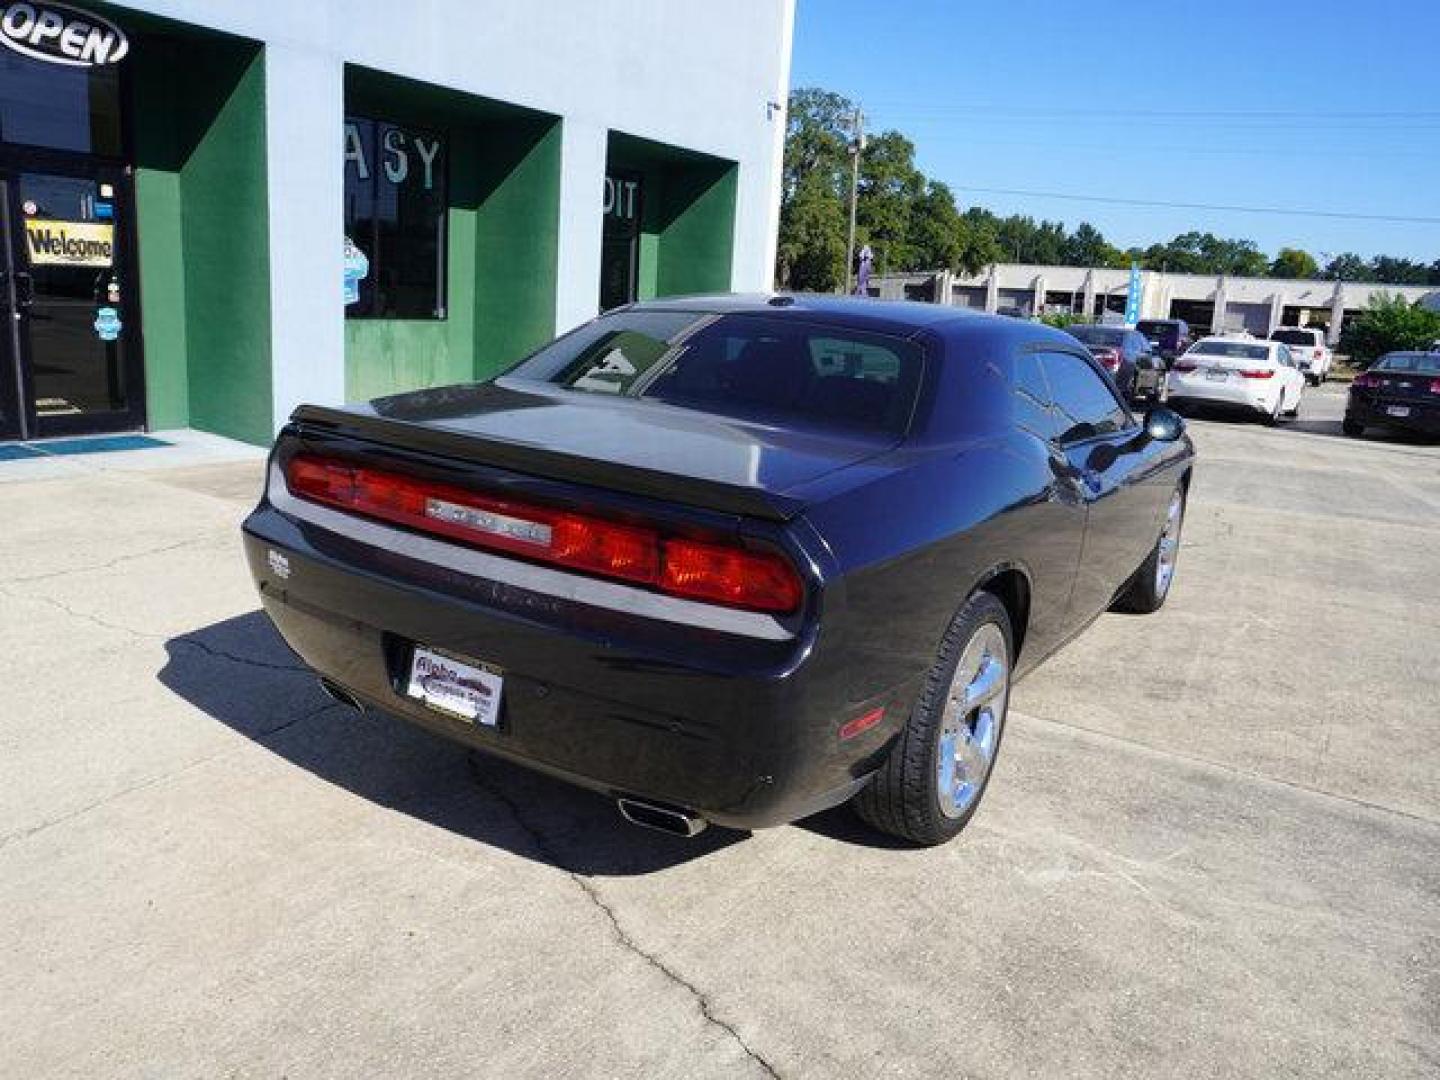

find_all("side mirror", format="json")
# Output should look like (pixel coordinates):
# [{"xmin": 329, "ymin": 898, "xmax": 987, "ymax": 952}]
[{"xmin": 1144, "ymin": 406, "xmax": 1185, "ymax": 443}]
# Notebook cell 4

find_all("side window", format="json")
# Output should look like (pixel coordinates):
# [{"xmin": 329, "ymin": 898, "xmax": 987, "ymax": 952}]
[
  {"xmin": 1040, "ymin": 351, "xmax": 1130, "ymax": 443},
  {"xmin": 1277, "ymin": 345, "xmax": 1291, "ymax": 368},
  {"xmin": 1012, "ymin": 351, "xmax": 1056, "ymax": 439}
]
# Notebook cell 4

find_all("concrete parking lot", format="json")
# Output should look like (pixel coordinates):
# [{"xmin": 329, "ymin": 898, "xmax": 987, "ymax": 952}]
[{"xmin": 2, "ymin": 386, "xmax": 1437, "ymax": 1078}]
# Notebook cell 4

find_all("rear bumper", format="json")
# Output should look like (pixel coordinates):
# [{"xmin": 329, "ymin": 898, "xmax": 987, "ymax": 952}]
[
  {"xmin": 1346, "ymin": 395, "xmax": 1440, "ymax": 436},
  {"xmin": 241, "ymin": 492, "xmax": 917, "ymax": 830},
  {"xmin": 1166, "ymin": 374, "xmax": 1273, "ymax": 414}
]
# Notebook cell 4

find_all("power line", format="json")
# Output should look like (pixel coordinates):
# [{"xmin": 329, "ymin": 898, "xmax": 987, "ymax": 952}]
[
  {"xmin": 952, "ymin": 186, "xmax": 1440, "ymax": 225},
  {"xmin": 864, "ymin": 102, "xmax": 1440, "ymax": 120}
]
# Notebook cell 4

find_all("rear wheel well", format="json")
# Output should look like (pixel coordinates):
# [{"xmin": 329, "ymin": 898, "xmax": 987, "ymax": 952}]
[{"xmin": 979, "ymin": 569, "xmax": 1030, "ymax": 664}]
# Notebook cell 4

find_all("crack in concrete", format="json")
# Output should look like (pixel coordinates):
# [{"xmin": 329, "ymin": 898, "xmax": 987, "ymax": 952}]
[
  {"xmin": 464, "ymin": 757, "xmax": 781, "ymax": 1079},
  {"xmin": 0, "ymin": 585, "xmax": 164, "ymax": 641},
  {"xmin": 1, "ymin": 586, "xmax": 308, "ymax": 674},
  {"xmin": 170, "ymin": 637, "xmax": 309, "ymax": 675},
  {"xmin": 1015, "ymin": 710, "xmax": 1440, "ymax": 830},
  {"xmin": 0, "ymin": 537, "xmax": 213, "ymax": 586},
  {"xmin": 0, "ymin": 702, "xmax": 341, "ymax": 850}
]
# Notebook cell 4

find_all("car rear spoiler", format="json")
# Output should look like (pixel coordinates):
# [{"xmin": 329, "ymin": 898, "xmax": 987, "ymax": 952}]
[{"xmin": 289, "ymin": 404, "xmax": 805, "ymax": 523}]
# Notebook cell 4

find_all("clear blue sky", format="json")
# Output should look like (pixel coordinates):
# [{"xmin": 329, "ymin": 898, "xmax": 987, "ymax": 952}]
[{"xmin": 790, "ymin": 0, "xmax": 1440, "ymax": 264}]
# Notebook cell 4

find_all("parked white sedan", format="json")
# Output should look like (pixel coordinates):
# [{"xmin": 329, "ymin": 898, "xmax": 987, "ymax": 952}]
[{"xmin": 1166, "ymin": 337, "xmax": 1306, "ymax": 424}]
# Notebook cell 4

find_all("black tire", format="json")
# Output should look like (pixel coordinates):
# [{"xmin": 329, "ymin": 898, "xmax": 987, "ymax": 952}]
[
  {"xmin": 851, "ymin": 591, "xmax": 1013, "ymax": 847},
  {"xmin": 1113, "ymin": 484, "xmax": 1186, "ymax": 615},
  {"xmin": 1342, "ymin": 418, "xmax": 1364, "ymax": 437}
]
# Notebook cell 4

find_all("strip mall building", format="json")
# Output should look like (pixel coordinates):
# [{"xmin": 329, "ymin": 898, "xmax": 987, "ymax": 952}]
[{"xmin": 0, "ymin": 0, "xmax": 794, "ymax": 444}]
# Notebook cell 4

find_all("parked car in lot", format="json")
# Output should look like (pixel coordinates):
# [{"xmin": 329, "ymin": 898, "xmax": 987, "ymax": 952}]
[
  {"xmin": 1064, "ymin": 324, "xmax": 1165, "ymax": 403},
  {"xmin": 1268, "ymin": 327, "xmax": 1332, "ymax": 384},
  {"xmin": 1136, "ymin": 318, "xmax": 1193, "ymax": 365},
  {"xmin": 243, "ymin": 296, "xmax": 1195, "ymax": 847},
  {"xmin": 1167, "ymin": 336, "xmax": 1306, "ymax": 424},
  {"xmin": 1343, "ymin": 351, "xmax": 1440, "ymax": 439}
]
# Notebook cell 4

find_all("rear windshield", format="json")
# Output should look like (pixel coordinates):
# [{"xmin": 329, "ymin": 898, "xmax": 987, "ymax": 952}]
[
  {"xmin": 1136, "ymin": 321, "xmax": 1176, "ymax": 340},
  {"xmin": 503, "ymin": 311, "xmax": 925, "ymax": 435},
  {"xmin": 1270, "ymin": 329, "xmax": 1318, "ymax": 346},
  {"xmin": 1191, "ymin": 341, "xmax": 1270, "ymax": 361},
  {"xmin": 1067, "ymin": 326, "xmax": 1127, "ymax": 346},
  {"xmin": 1373, "ymin": 352, "xmax": 1440, "ymax": 374}
]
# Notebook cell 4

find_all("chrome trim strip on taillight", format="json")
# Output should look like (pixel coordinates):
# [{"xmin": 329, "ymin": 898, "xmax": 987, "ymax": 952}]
[{"xmin": 266, "ymin": 466, "xmax": 796, "ymax": 642}]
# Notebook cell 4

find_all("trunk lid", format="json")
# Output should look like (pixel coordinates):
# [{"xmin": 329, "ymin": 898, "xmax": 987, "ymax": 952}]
[
  {"xmin": 1365, "ymin": 370, "xmax": 1439, "ymax": 404},
  {"xmin": 290, "ymin": 380, "xmax": 901, "ymax": 522}
]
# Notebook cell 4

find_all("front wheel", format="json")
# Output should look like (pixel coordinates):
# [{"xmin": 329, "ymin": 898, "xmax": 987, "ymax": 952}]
[
  {"xmin": 1113, "ymin": 485, "xmax": 1186, "ymax": 614},
  {"xmin": 852, "ymin": 591, "xmax": 1012, "ymax": 847}
]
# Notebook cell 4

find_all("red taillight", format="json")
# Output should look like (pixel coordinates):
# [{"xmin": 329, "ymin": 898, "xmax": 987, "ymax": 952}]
[
  {"xmin": 1352, "ymin": 372, "xmax": 1379, "ymax": 389},
  {"xmin": 1094, "ymin": 348, "xmax": 1121, "ymax": 373},
  {"xmin": 1173, "ymin": 361, "xmax": 1197, "ymax": 373},
  {"xmin": 661, "ymin": 538, "xmax": 803, "ymax": 613},
  {"xmin": 284, "ymin": 455, "xmax": 802, "ymax": 613},
  {"xmin": 1238, "ymin": 369, "xmax": 1276, "ymax": 379},
  {"xmin": 1430, "ymin": 377, "xmax": 1440, "ymax": 395},
  {"xmin": 1313, "ymin": 348, "xmax": 1323, "ymax": 359}
]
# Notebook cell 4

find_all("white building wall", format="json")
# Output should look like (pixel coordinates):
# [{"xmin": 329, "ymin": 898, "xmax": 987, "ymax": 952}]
[{"xmin": 112, "ymin": 0, "xmax": 794, "ymax": 425}]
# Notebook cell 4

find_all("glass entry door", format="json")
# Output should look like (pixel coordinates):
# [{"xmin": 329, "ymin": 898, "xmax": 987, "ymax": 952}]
[{"xmin": 0, "ymin": 161, "xmax": 142, "ymax": 441}]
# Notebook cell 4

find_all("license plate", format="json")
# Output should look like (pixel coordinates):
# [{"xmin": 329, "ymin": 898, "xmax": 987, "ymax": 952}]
[
  {"xmin": 1205, "ymin": 369, "xmax": 1228, "ymax": 382},
  {"xmin": 406, "ymin": 645, "xmax": 503, "ymax": 726},
  {"xmin": 1387, "ymin": 405, "xmax": 1411, "ymax": 418}
]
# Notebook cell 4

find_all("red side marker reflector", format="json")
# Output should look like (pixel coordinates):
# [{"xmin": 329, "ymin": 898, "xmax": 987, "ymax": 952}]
[{"xmin": 839, "ymin": 707, "xmax": 885, "ymax": 741}]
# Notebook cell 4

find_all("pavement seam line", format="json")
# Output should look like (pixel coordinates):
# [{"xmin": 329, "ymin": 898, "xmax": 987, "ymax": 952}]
[
  {"xmin": 464, "ymin": 756, "xmax": 782, "ymax": 1080},
  {"xmin": 1013, "ymin": 709, "xmax": 1440, "ymax": 830}
]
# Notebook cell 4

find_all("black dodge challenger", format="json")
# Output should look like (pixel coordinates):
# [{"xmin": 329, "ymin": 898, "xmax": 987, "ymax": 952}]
[{"xmin": 243, "ymin": 296, "xmax": 1195, "ymax": 846}]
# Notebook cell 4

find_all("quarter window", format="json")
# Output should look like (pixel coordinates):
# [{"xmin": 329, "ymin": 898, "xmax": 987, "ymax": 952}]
[{"xmin": 1040, "ymin": 351, "xmax": 1130, "ymax": 443}]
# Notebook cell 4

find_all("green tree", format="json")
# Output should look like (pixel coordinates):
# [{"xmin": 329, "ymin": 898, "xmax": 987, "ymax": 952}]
[
  {"xmin": 1339, "ymin": 293, "xmax": 1440, "ymax": 365},
  {"xmin": 1270, "ymin": 248, "xmax": 1319, "ymax": 279},
  {"xmin": 1062, "ymin": 222, "xmax": 1124, "ymax": 269},
  {"xmin": 1323, "ymin": 252, "xmax": 1368, "ymax": 281},
  {"xmin": 1141, "ymin": 232, "xmax": 1269, "ymax": 276},
  {"xmin": 776, "ymin": 88, "xmax": 853, "ymax": 290},
  {"xmin": 1368, "ymin": 256, "xmax": 1430, "ymax": 285}
]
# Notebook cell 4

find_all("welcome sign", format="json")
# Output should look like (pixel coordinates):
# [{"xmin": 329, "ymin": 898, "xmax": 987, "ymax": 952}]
[{"xmin": 25, "ymin": 219, "xmax": 114, "ymax": 267}]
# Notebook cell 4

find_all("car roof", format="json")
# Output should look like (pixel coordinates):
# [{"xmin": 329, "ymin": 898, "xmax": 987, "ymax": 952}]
[
  {"xmin": 622, "ymin": 292, "xmax": 1064, "ymax": 343},
  {"xmin": 1200, "ymin": 335, "xmax": 1273, "ymax": 345}
]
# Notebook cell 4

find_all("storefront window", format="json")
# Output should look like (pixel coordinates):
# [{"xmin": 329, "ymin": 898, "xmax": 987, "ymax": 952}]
[
  {"xmin": 599, "ymin": 170, "xmax": 642, "ymax": 311},
  {"xmin": 0, "ymin": 52, "xmax": 122, "ymax": 157},
  {"xmin": 343, "ymin": 116, "xmax": 447, "ymax": 319}
]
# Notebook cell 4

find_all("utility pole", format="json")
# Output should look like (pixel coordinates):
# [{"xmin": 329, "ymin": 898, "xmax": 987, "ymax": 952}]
[{"xmin": 843, "ymin": 107, "xmax": 865, "ymax": 295}]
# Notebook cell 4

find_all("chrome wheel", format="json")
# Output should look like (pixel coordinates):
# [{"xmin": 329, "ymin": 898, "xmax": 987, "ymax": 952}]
[
  {"xmin": 1156, "ymin": 491, "xmax": 1183, "ymax": 597},
  {"xmin": 936, "ymin": 622, "xmax": 1009, "ymax": 819}
]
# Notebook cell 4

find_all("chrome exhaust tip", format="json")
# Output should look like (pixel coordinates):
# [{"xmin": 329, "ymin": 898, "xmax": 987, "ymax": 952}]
[
  {"xmin": 617, "ymin": 797, "xmax": 708, "ymax": 838},
  {"xmin": 318, "ymin": 677, "xmax": 364, "ymax": 713}
]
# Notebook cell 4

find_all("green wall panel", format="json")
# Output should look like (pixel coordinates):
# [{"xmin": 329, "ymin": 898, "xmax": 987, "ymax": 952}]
[
  {"xmin": 130, "ymin": 29, "xmax": 271, "ymax": 444},
  {"xmin": 472, "ymin": 121, "xmax": 560, "ymax": 379},
  {"xmin": 657, "ymin": 165, "xmax": 737, "ymax": 296},
  {"xmin": 181, "ymin": 49, "xmax": 271, "ymax": 444},
  {"xmin": 133, "ymin": 168, "xmax": 188, "ymax": 429}
]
